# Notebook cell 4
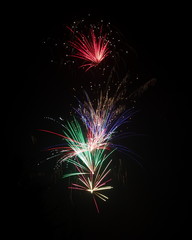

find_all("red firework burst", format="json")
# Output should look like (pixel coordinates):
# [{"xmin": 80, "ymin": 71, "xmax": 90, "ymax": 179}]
[{"xmin": 68, "ymin": 27, "xmax": 110, "ymax": 71}]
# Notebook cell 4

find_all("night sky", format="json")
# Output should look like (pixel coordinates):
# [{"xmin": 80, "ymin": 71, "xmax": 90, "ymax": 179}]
[{"xmin": 5, "ymin": 3, "xmax": 188, "ymax": 240}]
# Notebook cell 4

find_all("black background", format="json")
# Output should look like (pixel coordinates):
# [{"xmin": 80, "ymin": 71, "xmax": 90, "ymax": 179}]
[{"xmin": 5, "ymin": 2, "xmax": 188, "ymax": 240}]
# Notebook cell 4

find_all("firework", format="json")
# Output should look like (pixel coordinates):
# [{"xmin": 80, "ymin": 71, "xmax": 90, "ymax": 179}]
[
  {"xmin": 39, "ymin": 84, "xmax": 134, "ymax": 166},
  {"xmin": 39, "ymin": 117, "xmax": 111, "ymax": 172},
  {"xmin": 68, "ymin": 159, "xmax": 113, "ymax": 213},
  {"xmin": 38, "ymin": 77, "xmax": 137, "ymax": 211},
  {"xmin": 68, "ymin": 26, "xmax": 110, "ymax": 71},
  {"xmin": 64, "ymin": 148, "xmax": 114, "ymax": 213},
  {"xmin": 39, "ymin": 117, "xmax": 116, "ymax": 212},
  {"xmin": 75, "ymin": 83, "xmax": 135, "ymax": 153},
  {"xmin": 37, "ymin": 16, "xmax": 142, "ymax": 212}
]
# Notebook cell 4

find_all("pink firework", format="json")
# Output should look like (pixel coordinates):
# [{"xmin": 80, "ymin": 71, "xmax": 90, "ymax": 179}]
[{"xmin": 68, "ymin": 27, "xmax": 110, "ymax": 71}]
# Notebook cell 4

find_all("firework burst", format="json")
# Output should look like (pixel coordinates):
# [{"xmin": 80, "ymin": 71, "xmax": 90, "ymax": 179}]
[
  {"xmin": 68, "ymin": 26, "xmax": 110, "ymax": 71},
  {"xmin": 39, "ymin": 118, "xmax": 111, "ymax": 172},
  {"xmin": 75, "ymin": 80, "xmax": 135, "ymax": 151},
  {"xmin": 66, "ymin": 153, "xmax": 114, "ymax": 213},
  {"xmin": 38, "ymin": 116, "xmax": 116, "ymax": 212}
]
